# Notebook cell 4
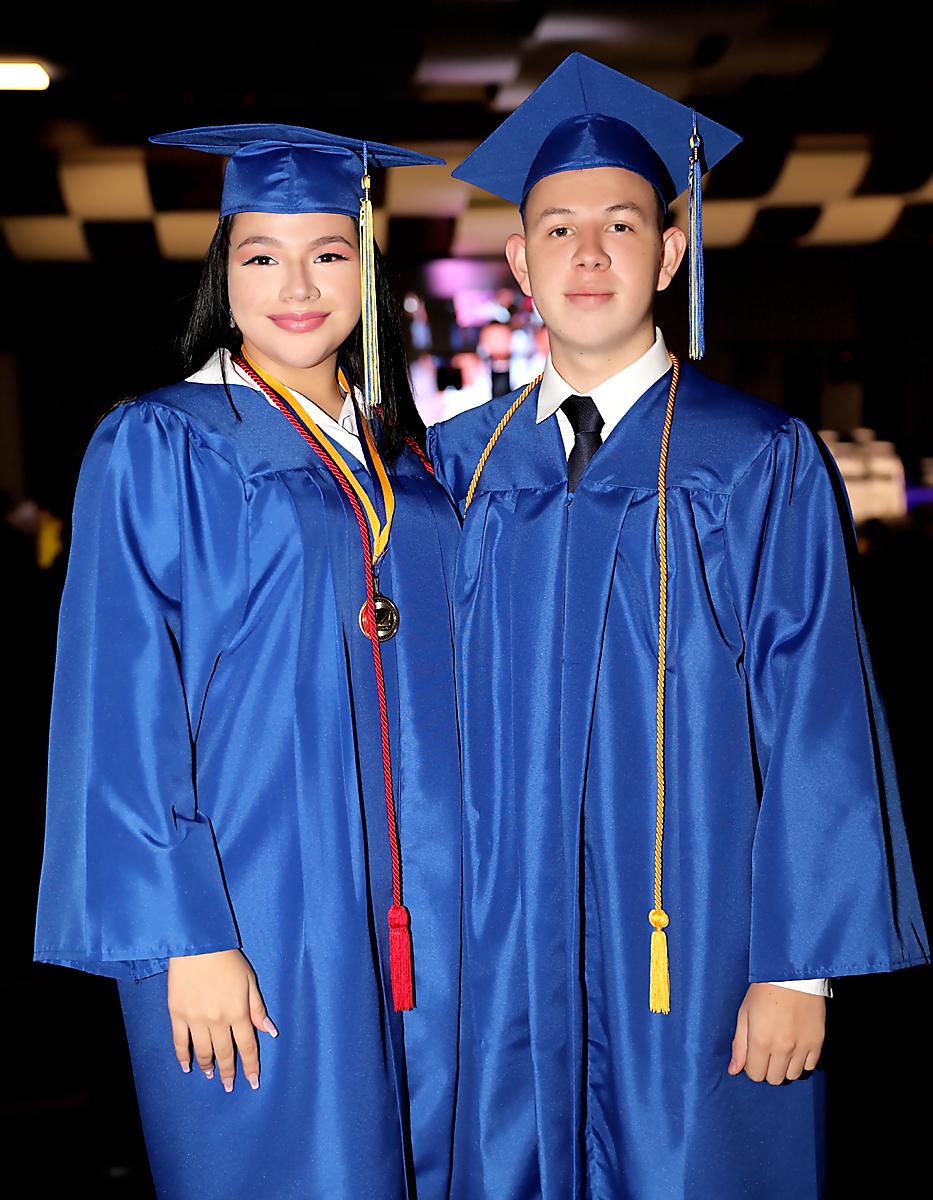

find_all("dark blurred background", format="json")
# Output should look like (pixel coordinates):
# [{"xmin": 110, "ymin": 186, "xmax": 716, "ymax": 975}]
[{"xmin": 2, "ymin": 4, "xmax": 930, "ymax": 1195}]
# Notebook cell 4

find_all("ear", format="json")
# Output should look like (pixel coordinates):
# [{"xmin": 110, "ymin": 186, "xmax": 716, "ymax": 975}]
[
  {"xmin": 656, "ymin": 225, "xmax": 687, "ymax": 293},
  {"xmin": 505, "ymin": 232, "xmax": 532, "ymax": 299}
]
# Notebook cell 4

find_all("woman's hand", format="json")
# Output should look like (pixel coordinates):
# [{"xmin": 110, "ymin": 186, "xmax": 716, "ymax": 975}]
[
  {"xmin": 728, "ymin": 983, "xmax": 825, "ymax": 1085},
  {"xmin": 168, "ymin": 949, "xmax": 278, "ymax": 1092}
]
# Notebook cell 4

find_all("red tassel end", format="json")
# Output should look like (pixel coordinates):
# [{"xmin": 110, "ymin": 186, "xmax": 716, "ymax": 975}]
[{"xmin": 388, "ymin": 904, "xmax": 414, "ymax": 1012}]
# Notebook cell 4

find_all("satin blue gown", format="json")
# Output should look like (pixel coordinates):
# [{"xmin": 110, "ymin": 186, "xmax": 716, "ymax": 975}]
[
  {"xmin": 35, "ymin": 375, "xmax": 462, "ymax": 1200},
  {"xmin": 427, "ymin": 362, "xmax": 928, "ymax": 1200}
]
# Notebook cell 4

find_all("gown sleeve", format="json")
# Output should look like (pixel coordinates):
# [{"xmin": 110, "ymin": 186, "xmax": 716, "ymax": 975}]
[
  {"xmin": 723, "ymin": 416, "xmax": 929, "ymax": 982},
  {"xmin": 34, "ymin": 401, "xmax": 248, "ymax": 981}
]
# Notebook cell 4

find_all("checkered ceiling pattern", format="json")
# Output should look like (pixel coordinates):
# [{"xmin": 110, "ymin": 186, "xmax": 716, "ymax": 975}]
[
  {"xmin": 4, "ymin": 136, "xmax": 931, "ymax": 263},
  {"xmin": 3, "ymin": 2, "xmax": 930, "ymax": 261}
]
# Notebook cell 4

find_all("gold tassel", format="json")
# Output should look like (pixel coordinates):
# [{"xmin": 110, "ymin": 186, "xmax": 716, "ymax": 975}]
[
  {"xmin": 358, "ymin": 155, "xmax": 382, "ymax": 418},
  {"xmin": 648, "ymin": 908, "xmax": 671, "ymax": 1014},
  {"xmin": 687, "ymin": 113, "xmax": 705, "ymax": 361},
  {"xmin": 649, "ymin": 359, "xmax": 680, "ymax": 1014}
]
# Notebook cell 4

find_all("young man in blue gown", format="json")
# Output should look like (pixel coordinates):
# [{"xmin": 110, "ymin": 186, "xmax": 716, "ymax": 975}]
[{"xmin": 427, "ymin": 53, "xmax": 928, "ymax": 1200}]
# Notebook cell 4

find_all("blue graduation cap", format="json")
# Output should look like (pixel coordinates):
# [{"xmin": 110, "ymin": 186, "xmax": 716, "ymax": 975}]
[
  {"xmin": 451, "ymin": 54, "xmax": 742, "ymax": 359},
  {"xmin": 149, "ymin": 123, "xmax": 443, "ymax": 217},
  {"xmin": 150, "ymin": 124, "xmax": 444, "ymax": 417}
]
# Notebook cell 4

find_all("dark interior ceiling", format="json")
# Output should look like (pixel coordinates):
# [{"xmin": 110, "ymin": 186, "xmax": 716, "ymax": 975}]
[
  {"xmin": 3, "ymin": 1, "xmax": 932, "ymax": 511},
  {"xmin": 2, "ymin": 2, "xmax": 928, "ymax": 180}
]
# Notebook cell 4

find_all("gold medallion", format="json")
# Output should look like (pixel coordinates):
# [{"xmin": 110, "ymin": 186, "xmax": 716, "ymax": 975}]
[{"xmin": 359, "ymin": 591, "xmax": 400, "ymax": 642}]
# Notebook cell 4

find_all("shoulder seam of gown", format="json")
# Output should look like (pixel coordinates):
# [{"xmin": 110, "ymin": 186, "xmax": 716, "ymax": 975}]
[
  {"xmin": 725, "ymin": 414, "xmax": 799, "ymax": 500},
  {"xmin": 115, "ymin": 397, "xmax": 247, "ymax": 483}
]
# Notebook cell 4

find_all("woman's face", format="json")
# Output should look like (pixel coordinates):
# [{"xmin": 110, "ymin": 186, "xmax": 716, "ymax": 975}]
[{"xmin": 227, "ymin": 210, "xmax": 361, "ymax": 375}]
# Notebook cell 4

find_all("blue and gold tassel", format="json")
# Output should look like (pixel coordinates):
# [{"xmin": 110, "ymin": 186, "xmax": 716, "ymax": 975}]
[
  {"xmin": 359, "ymin": 142, "xmax": 382, "ymax": 416},
  {"xmin": 688, "ymin": 113, "xmax": 704, "ymax": 361}
]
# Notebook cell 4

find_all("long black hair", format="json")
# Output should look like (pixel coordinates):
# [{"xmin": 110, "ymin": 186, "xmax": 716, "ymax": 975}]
[{"xmin": 181, "ymin": 215, "xmax": 424, "ymax": 461}]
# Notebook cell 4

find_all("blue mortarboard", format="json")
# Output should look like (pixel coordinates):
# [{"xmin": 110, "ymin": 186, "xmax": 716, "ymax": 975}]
[
  {"xmin": 451, "ymin": 54, "xmax": 742, "ymax": 358},
  {"xmin": 149, "ymin": 123, "xmax": 443, "ymax": 217},
  {"xmin": 150, "ymin": 123, "xmax": 443, "ymax": 422}
]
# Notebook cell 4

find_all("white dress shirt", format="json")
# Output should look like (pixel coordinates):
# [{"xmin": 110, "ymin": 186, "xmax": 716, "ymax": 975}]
[
  {"xmin": 537, "ymin": 326, "xmax": 675, "ymax": 453},
  {"xmin": 538, "ymin": 328, "xmax": 830, "ymax": 999},
  {"xmin": 186, "ymin": 348, "xmax": 367, "ymax": 469}
]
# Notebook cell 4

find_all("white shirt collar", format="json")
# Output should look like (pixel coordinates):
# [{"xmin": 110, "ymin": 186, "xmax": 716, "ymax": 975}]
[
  {"xmin": 536, "ymin": 327, "xmax": 671, "ymax": 439},
  {"xmin": 186, "ymin": 348, "xmax": 360, "ymax": 438}
]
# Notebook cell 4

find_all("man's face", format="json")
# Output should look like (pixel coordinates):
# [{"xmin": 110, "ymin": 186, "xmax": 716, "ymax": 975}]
[{"xmin": 506, "ymin": 167, "xmax": 685, "ymax": 363}]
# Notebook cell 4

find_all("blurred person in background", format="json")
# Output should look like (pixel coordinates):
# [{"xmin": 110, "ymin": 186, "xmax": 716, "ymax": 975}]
[
  {"xmin": 33, "ymin": 124, "xmax": 461, "ymax": 1200},
  {"xmin": 477, "ymin": 318, "xmax": 513, "ymax": 397}
]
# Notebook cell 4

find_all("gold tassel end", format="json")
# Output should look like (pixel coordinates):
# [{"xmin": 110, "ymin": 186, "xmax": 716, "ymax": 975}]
[{"xmin": 648, "ymin": 908, "xmax": 671, "ymax": 1014}]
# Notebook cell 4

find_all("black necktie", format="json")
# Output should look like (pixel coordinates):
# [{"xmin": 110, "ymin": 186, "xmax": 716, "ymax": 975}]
[{"xmin": 560, "ymin": 395, "xmax": 604, "ymax": 491}]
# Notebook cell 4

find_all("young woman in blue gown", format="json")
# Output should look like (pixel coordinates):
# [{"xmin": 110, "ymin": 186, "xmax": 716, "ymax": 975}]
[{"xmin": 34, "ymin": 125, "xmax": 461, "ymax": 1200}]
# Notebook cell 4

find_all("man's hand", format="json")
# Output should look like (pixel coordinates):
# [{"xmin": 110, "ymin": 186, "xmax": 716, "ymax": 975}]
[
  {"xmin": 168, "ymin": 949, "xmax": 279, "ymax": 1092},
  {"xmin": 728, "ymin": 983, "xmax": 825, "ymax": 1085}
]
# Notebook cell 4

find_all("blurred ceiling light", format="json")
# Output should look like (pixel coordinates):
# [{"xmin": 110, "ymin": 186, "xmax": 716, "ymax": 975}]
[
  {"xmin": 699, "ymin": 31, "xmax": 828, "ymax": 86},
  {"xmin": 0, "ymin": 61, "xmax": 51, "ymax": 90},
  {"xmin": 768, "ymin": 145, "xmax": 871, "ymax": 205},
  {"xmin": 58, "ymin": 149, "xmax": 154, "ymax": 220},
  {"xmin": 452, "ymin": 206, "xmax": 522, "ymax": 258},
  {"xmin": 2, "ymin": 216, "xmax": 90, "ymax": 261},
  {"xmin": 532, "ymin": 15, "xmax": 641, "ymax": 41},
  {"xmin": 386, "ymin": 147, "xmax": 472, "ymax": 218},
  {"xmin": 695, "ymin": 199, "xmax": 760, "ymax": 248},
  {"xmin": 909, "ymin": 172, "xmax": 933, "ymax": 202},
  {"xmin": 533, "ymin": 7, "xmax": 769, "ymax": 42},
  {"xmin": 415, "ymin": 51, "xmax": 518, "ymax": 87},
  {"xmin": 799, "ymin": 197, "xmax": 904, "ymax": 246},
  {"xmin": 154, "ymin": 212, "xmax": 221, "ymax": 261}
]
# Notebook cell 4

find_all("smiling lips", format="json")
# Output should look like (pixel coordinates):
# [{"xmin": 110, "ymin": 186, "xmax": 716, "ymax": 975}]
[
  {"xmin": 268, "ymin": 311, "xmax": 330, "ymax": 332},
  {"xmin": 566, "ymin": 291, "xmax": 614, "ymax": 306}
]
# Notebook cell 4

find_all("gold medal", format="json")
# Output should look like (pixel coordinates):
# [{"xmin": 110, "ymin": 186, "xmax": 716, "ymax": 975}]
[
  {"xmin": 359, "ymin": 588, "xmax": 400, "ymax": 642},
  {"xmin": 241, "ymin": 351, "xmax": 401, "ymax": 645}
]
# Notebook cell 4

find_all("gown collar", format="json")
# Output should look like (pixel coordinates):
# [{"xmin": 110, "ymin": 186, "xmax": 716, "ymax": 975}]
[
  {"xmin": 536, "ymin": 326, "xmax": 671, "ymax": 441},
  {"xmin": 187, "ymin": 348, "xmax": 366, "ymax": 467}
]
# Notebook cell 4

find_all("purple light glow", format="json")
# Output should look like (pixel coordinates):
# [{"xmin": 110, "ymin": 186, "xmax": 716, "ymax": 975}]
[{"xmin": 422, "ymin": 258, "xmax": 513, "ymax": 298}]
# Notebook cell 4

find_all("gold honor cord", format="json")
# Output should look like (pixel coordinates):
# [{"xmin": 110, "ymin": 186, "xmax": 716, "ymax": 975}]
[
  {"xmin": 463, "ymin": 375, "xmax": 544, "ymax": 514},
  {"xmin": 241, "ymin": 350, "xmax": 395, "ymax": 562},
  {"xmin": 648, "ymin": 353, "xmax": 680, "ymax": 1014},
  {"xmin": 464, "ymin": 356, "xmax": 681, "ymax": 1012}
]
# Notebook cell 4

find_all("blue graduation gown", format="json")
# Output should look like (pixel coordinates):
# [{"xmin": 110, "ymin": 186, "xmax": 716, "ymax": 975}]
[
  {"xmin": 427, "ymin": 363, "xmax": 928, "ymax": 1200},
  {"xmin": 34, "ymin": 377, "xmax": 462, "ymax": 1200}
]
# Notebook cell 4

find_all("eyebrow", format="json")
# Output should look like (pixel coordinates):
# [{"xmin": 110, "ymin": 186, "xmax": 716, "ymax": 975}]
[
  {"xmin": 536, "ymin": 207, "xmax": 574, "ymax": 223},
  {"xmin": 535, "ymin": 201, "xmax": 646, "ymax": 224},
  {"xmin": 234, "ymin": 233, "xmax": 355, "ymax": 251}
]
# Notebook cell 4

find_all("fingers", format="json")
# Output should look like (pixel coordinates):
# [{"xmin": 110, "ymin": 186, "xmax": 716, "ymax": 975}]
[
  {"xmin": 212, "ymin": 1024, "xmax": 237, "ymax": 1093},
  {"xmin": 730, "ymin": 984, "xmax": 825, "ymax": 1085},
  {"xmin": 728, "ymin": 1003, "xmax": 749, "ymax": 1075},
  {"xmin": 742, "ymin": 1032, "xmax": 771, "ymax": 1083},
  {"xmin": 248, "ymin": 973, "xmax": 279, "ymax": 1038},
  {"xmin": 233, "ymin": 1018, "xmax": 261, "ymax": 1090},
  {"xmin": 171, "ymin": 1017, "xmax": 192, "ymax": 1074},
  {"xmin": 167, "ymin": 951, "xmax": 277, "ymax": 1093},
  {"xmin": 765, "ymin": 1047, "xmax": 793, "ymax": 1086},
  {"xmin": 184, "ymin": 1022, "xmax": 263, "ymax": 1092},
  {"xmin": 190, "ymin": 1023, "xmax": 215, "ymax": 1080}
]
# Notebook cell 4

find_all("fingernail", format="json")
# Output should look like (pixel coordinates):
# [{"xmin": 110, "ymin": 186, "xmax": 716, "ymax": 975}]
[
  {"xmin": 179, "ymin": 1062, "xmax": 191, "ymax": 1074},
  {"xmin": 727, "ymin": 1060, "xmax": 737, "ymax": 1074},
  {"xmin": 248, "ymin": 1073, "xmax": 259, "ymax": 1091},
  {"xmin": 223, "ymin": 1077, "xmax": 234, "ymax": 1094},
  {"xmin": 204, "ymin": 1068, "xmax": 214, "ymax": 1080},
  {"xmin": 263, "ymin": 1018, "xmax": 279, "ymax": 1038}
]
